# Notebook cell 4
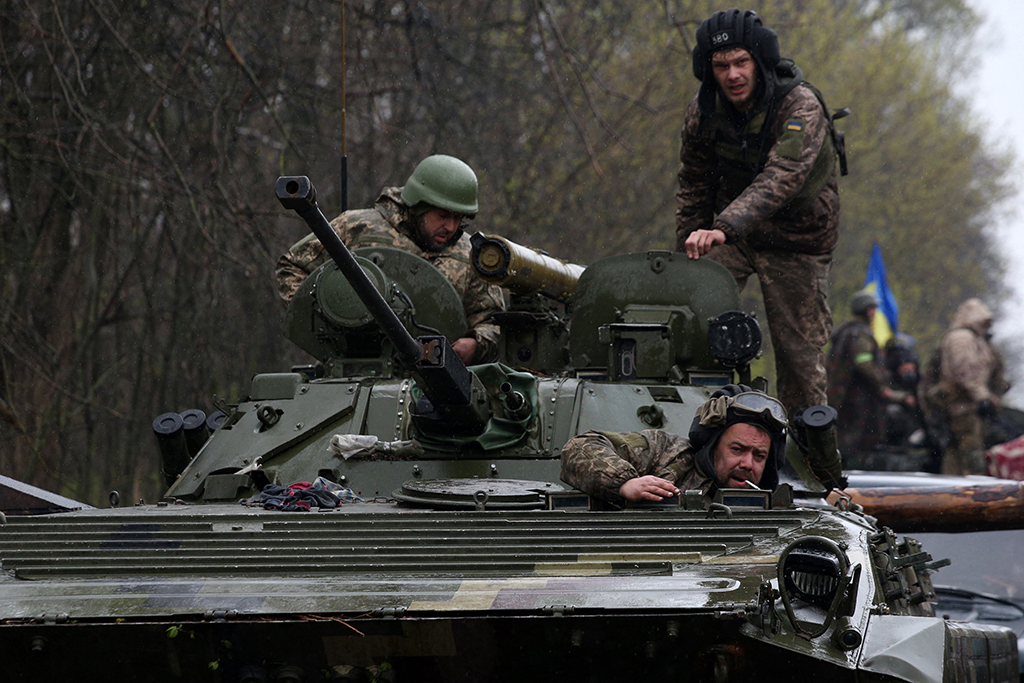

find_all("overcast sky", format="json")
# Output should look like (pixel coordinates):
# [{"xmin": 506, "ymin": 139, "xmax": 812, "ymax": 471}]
[{"xmin": 962, "ymin": 0, "xmax": 1024, "ymax": 405}]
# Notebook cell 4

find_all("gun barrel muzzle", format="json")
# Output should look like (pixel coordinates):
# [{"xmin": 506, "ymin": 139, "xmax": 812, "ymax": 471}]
[{"xmin": 470, "ymin": 233, "xmax": 584, "ymax": 303}]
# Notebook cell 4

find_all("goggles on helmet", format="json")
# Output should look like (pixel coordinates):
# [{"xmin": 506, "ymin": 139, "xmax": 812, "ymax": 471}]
[
  {"xmin": 731, "ymin": 392, "xmax": 788, "ymax": 424},
  {"xmin": 697, "ymin": 391, "xmax": 788, "ymax": 430}
]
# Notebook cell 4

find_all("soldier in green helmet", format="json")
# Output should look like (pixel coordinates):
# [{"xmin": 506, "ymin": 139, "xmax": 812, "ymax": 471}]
[
  {"xmin": 276, "ymin": 155, "xmax": 505, "ymax": 365},
  {"xmin": 826, "ymin": 289, "xmax": 910, "ymax": 468}
]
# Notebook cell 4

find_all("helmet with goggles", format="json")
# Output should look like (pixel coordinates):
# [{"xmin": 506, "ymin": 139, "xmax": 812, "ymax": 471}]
[
  {"xmin": 695, "ymin": 391, "xmax": 788, "ymax": 431},
  {"xmin": 689, "ymin": 384, "xmax": 787, "ymax": 491}
]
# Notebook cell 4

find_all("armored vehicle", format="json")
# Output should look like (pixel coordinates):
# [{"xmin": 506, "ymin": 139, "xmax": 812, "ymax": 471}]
[{"xmin": 0, "ymin": 176, "xmax": 1017, "ymax": 682}]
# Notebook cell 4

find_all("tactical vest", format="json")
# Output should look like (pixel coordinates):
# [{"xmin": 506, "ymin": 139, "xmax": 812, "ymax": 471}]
[{"xmin": 706, "ymin": 69, "xmax": 843, "ymax": 214}]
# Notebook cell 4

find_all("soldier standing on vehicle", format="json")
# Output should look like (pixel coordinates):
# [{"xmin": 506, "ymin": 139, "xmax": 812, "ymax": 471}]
[
  {"xmin": 676, "ymin": 9, "xmax": 842, "ymax": 417},
  {"xmin": 826, "ymin": 290, "xmax": 909, "ymax": 469},
  {"xmin": 276, "ymin": 155, "xmax": 505, "ymax": 365},
  {"xmin": 560, "ymin": 385, "xmax": 787, "ymax": 507},
  {"xmin": 921, "ymin": 298, "xmax": 1010, "ymax": 475}
]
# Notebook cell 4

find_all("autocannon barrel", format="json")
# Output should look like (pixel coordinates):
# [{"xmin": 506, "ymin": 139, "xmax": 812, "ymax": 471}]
[
  {"xmin": 470, "ymin": 233, "xmax": 584, "ymax": 303},
  {"xmin": 276, "ymin": 176, "xmax": 422, "ymax": 366},
  {"xmin": 275, "ymin": 176, "xmax": 487, "ymax": 431}
]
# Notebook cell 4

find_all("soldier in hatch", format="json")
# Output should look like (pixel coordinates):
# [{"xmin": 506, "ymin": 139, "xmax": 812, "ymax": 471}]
[
  {"xmin": 676, "ymin": 9, "xmax": 841, "ymax": 417},
  {"xmin": 560, "ymin": 385, "xmax": 787, "ymax": 508},
  {"xmin": 276, "ymin": 155, "xmax": 505, "ymax": 365}
]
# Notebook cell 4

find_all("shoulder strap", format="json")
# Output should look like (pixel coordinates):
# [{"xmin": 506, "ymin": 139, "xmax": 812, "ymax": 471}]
[
  {"xmin": 800, "ymin": 80, "xmax": 850, "ymax": 176},
  {"xmin": 751, "ymin": 63, "xmax": 804, "ymax": 175}
]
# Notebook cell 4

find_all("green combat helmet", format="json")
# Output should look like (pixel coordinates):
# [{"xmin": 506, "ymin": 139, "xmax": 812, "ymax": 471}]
[
  {"xmin": 851, "ymin": 288, "xmax": 879, "ymax": 316},
  {"xmin": 400, "ymin": 154, "xmax": 479, "ymax": 217}
]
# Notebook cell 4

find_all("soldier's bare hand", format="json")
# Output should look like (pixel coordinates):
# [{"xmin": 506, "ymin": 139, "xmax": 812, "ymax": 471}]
[
  {"xmin": 684, "ymin": 229, "xmax": 726, "ymax": 259},
  {"xmin": 452, "ymin": 337, "xmax": 478, "ymax": 365},
  {"xmin": 619, "ymin": 475, "xmax": 680, "ymax": 502}
]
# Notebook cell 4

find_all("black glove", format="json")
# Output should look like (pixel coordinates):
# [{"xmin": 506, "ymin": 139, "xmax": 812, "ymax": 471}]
[{"xmin": 977, "ymin": 399, "xmax": 997, "ymax": 418}]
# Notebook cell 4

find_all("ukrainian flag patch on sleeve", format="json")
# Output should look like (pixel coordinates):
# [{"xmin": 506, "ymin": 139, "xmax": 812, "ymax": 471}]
[{"xmin": 785, "ymin": 119, "xmax": 805, "ymax": 132}]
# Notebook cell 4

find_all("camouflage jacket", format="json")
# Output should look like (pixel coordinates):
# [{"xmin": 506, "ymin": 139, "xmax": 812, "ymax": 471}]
[
  {"xmin": 275, "ymin": 187, "xmax": 505, "ymax": 363},
  {"xmin": 937, "ymin": 299, "xmax": 1009, "ymax": 412},
  {"xmin": 826, "ymin": 317, "xmax": 888, "ymax": 411},
  {"xmin": 675, "ymin": 62, "xmax": 840, "ymax": 255},
  {"xmin": 560, "ymin": 429, "xmax": 713, "ymax": 507}
]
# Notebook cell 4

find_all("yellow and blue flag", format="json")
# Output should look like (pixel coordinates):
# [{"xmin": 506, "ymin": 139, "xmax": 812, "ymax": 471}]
[{"xmin": 863, "ymin": 242, "xmax": 898, "ymax": 346}]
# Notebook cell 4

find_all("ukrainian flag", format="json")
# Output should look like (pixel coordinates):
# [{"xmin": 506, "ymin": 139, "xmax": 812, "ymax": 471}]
[{"xmin": 863, "ymin": 242, "xmax": 898, "ymax": 346}]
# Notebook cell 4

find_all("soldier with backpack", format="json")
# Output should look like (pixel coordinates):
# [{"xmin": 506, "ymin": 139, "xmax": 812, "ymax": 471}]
[
  {"xmin": 920, "ymin": 299, "xmax": 1010, "ymax": 475},
  {"xmin": 676, "ymin": 9, "xmax": 847, "ymax": 418}
]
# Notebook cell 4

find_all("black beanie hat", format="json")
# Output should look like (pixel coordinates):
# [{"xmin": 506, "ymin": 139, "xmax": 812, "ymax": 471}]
[{"xmin": 692, "ymin": 9, "xmax": 781, "ymax": 117}]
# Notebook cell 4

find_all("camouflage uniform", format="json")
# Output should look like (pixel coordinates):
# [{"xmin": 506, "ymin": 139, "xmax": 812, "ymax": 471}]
[
  {"xmin": 560, "ymin": 429, "xmax": 713, "ymax": 508},
  {"xmin": 276, "ymin": 187, "xmax": 505, "ymax": 363},
  {"xmin": 827, "ymin": 316, "xmax": 889, "ymax": 468},
  {"xmin": 923, "ymin": 299, "xmax": 1010, "ymax": 475},
  {"xmin": 676, "ymin": 59, "xmax": 839, "ymax": 414}
]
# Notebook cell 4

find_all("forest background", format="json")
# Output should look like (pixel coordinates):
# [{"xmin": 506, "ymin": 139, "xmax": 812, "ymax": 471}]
[{"xmin": 1, "ymin": 0, "xmax": 1014, "ymax": 505}]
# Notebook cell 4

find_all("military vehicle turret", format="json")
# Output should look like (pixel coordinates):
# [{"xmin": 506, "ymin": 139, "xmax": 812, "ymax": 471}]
[{"xmin": 0, "ymin": 176, "xmax": 1017, "ymax": 683}]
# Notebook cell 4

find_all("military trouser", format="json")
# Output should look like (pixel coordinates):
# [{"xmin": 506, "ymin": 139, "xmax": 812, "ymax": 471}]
[
  {"xmin": 708, "ymin": 244, "xmax": 833, "ymax": 416},
  {"xmin": 941, "ymin": 410, "xmax": 987, "ymax": 475}
]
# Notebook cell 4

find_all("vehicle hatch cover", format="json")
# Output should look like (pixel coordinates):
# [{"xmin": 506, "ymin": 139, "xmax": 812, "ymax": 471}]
[{"xmin": 394, "ymin": 478, "xmax": 564, "ymax": 510}]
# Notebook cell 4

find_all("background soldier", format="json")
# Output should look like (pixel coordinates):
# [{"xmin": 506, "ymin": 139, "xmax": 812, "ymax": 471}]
[
  {"xmin": 921, "ymin": 298, "xmax": 1010, "ymax": 475},
  {"xmin": 276, "ymin": 155, "xmax": 505, "ymax": 365},
  {"xmin": 882, "ymin": 334, "xmax": 931, "ymax": 455},
  {"xmin": 827, "ymin": 290, "xmax": 908, "ymax": 469},
  {"xmin": 560, "ymin": 385, "xmax": 786, "ymax": 507},
  {"xmin": 676, "ymin": 9, "xmax": 840, "ymax": 416}
]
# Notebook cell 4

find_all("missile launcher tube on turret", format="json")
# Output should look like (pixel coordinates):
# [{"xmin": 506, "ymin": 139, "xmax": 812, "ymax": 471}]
[{"xmin": 470, "ymin": 232, "xmax": 585, "ymax": 303}]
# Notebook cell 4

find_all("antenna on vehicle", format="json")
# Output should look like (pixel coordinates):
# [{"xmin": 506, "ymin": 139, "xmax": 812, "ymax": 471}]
[{"xmin": 340, "ymin": 0, "xmax": 348, "ymax": 211}]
